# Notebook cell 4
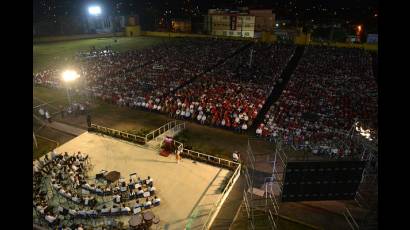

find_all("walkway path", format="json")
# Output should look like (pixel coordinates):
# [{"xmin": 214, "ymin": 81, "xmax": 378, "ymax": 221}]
[{"xmin": 47, "ymin": 121, "xmax": 86, "ymax": 136}]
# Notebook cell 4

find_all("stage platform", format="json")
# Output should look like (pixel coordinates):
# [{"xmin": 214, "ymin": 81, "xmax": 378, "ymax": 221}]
[{"xmin": 53, "ymin": 132, "xmax": 231, "ymax": 229}]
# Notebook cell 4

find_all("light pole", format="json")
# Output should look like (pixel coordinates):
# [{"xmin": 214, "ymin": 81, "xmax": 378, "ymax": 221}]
[
  {"xmin": 88, "ymin": 6, "xmax": 102, "ymax": 33},
  {"xmin": 62, "ymin": 70, "xmax": 80, "ymax": 106}
]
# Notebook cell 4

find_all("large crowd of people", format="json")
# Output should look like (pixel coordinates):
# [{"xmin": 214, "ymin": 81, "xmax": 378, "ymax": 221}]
[
  {"xmin": 158, "ymin": 43, "xmax": 295, "ymax": 131},
  {"xmin": 257, "ymin": 46, "xmax": 378, "ymax": 157},
  {"xmin": 86, "ymin": 38, "xmax": 244, "ymax": 106},
  {"xmin": 33, "ymin": 38, "xmax": 378, "ymax": 157}
]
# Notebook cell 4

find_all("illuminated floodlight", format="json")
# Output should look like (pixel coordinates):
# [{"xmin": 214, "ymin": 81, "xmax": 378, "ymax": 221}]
[
  {"xmin": 354, "ymin": 122, "xmax": 373, "ymax": 141},
  {"xmin": 275, "ymin": 23, "xmax": 279, "ymax": 27},
  {"xmin": 88, "ymin": 6, "xmax": 102, "ymax": 15},
  {"xmin": 62, "ymin": 70, "xmax": 80, "ymax": 82}
]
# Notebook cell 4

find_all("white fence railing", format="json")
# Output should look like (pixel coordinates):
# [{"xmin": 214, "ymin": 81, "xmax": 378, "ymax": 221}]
[
  {"xmin": 90, "ymin": 124, "xmax": 146, "ymax": 144},
  {"xmin": 145, "ymin": 120, "xmax": 185, "ymax": 143},
  {"xmin": 343, "ymin": 207, "xmax": 360, "ymax": 230},
  {"xmin": 181, "ymin": 149, "xmax": 240, "ymax": 169},
  {"xmin": 201, "ymin": 163, "xmax": 241, "ymax": 230}
]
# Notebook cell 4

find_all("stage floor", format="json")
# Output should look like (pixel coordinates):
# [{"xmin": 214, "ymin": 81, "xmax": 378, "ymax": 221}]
[{"xmin": 53, "ymin": 132, "xmax": 231, "ymax": 229}]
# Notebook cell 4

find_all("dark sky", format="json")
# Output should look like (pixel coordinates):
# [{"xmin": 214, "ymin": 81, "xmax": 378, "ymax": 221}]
[{"xmin": 34, "ymin": 0, "xmax": 378, "ymax": 23}]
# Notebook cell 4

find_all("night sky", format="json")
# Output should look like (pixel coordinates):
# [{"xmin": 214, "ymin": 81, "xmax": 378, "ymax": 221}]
[{"xmin": 33, "ymin": 0, "xmax": 378, "ymax": 32}]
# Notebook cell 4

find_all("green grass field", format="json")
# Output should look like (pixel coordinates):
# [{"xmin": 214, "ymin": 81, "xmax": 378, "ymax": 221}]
[{"xmin": 33, "ymin": 36, "xmax": 168, "ymax": 73}]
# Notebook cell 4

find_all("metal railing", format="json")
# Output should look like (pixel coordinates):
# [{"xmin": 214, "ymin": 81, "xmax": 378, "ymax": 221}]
[
  {"xmin": 181, "ymin": 148, "xmax": 240, "ymax": 169},
  {"xmin": 343, "ymin": 207, "xmax": 360, "ymax": 230},
  {"xmin": 90, "ymin": 124, "xmax": 146, "ymax": 144},
  {"xmin": 144, "ymin": 120, "xmax": 185, "ymax": 143},
  {"xmin": 202, "ymin": 163, "xmax": 241, "ymax": 230}
]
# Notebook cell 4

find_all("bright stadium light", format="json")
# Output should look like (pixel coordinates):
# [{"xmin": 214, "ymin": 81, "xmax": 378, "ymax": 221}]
[
  {"xmin": 88, "ymin": 6, "xmax": 102, "ymax": 15},
  {"xmin": 62, "ymin": 70, "xmax": 80, "ymax": 82},
  {"xmin": 62, "ymin": 70, "xmax": 80, "ymax": 106},
  {"xmin": 354, "ymin": 122, "xmax": 373, "ymax": 141}
]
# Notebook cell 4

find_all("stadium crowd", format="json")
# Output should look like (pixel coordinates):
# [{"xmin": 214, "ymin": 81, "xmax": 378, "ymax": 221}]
[
  {"xmin": 157, "ymin": 43, "xmax": 295, "ymax": 131},
  {"xmin": 257, "ymin": 46, "xmax": 378, "ymax": 157},
  {"xmin": 33, "ymin": 39, "xmax": 378, "ymax": 157}
]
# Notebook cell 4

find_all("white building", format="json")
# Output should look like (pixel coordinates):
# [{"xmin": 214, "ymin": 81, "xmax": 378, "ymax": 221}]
[{"xmin": 206, "ymin": 9, "xmax": 256, "ymax": 38}]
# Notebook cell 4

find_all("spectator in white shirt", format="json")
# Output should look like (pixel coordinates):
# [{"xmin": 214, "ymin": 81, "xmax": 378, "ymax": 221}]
[
  {"xmin": 136, "ymin": 187, "xmax": 144, "ymax": 197},
  {"xmin": 201, "ymin": 115, "xmax": 206, "ymax": 124},
  {"xmin": 45, "ymin": 111, "xmax": 51, "ymax": 122},
  {"xmin": 113, "ymin": 194, "xmax": 121, "ymax": 203},
  {"xmin": 101, "ymin": 205, "xmax": 110, "ymax": 214},
  {"xmin": 146, "ymin": 176, "xmax": 153, "ymax": 185},
  {"xmin": 71, "ymin": 195, "xmax": 80, "ymax": 203},
  {"xmin": 95, "ymin": 186, "xmax": 103, "ymax": 194},
  {"xmin": 68, "ymin": 208, "xmax": 77, "ymax": 216},
  {"xmin": 256, "ymin": 127, "xmax": 262, "ymax": 136},
  {"xmin": 111, "ymin": 205, "xmax": 120, "ymax": 214},
  {"xmin": 148, "ymin": 186, "xmax": 156, "ymax": 195},
  {"xmin": 232, "ymin": 151, "xmax": 240, "ymax": 162},
  {"xmin": 45, "ymin": 213, "xmax": 57, "ymax": 223},
  {"xmin": 144, "ymin": 198, "xmax": 152, "ymax": 208},
  {"xmin": 36, "ymin": 205, "xmax": 47, "ymax": 214},
  {"xmin": 121, "ymin": 204, "xmax": 131, "ymax": 213},
  {"xmin": 241, "ymin": 123, "xmax": 248, "ymax": 132},
  {"xmin": 51, "ymin": 150, "xmax": 58, "ymax": 160},
  {"xmin": 153, "ymin": 196, "xmax": 161, "ymax": 206}
]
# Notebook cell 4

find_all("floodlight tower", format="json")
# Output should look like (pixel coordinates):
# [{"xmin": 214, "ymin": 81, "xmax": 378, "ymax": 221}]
[
  {"xmin": 87, "ymin": 5, "xmax": 102, "ymax": 33},
  {"xmin": 62, "ymin": 70, "xmax": 80, "ymax": 106}
]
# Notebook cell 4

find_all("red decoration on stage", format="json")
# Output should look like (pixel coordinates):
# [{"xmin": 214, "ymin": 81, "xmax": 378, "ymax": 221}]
[{"xmin": 160, "ymin": 136, "xmax": 175, "ymax": 157}]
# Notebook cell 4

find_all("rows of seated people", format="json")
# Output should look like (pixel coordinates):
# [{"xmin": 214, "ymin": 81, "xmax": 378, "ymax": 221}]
[
  {"xmin": 257, "ymin": 46, "xmax": 378, "ymax": 157},
  {"xmin": 81, "ymin": 174, "xmax": 157, "ymax": 201},
  {"xmin": 33, "ymin": 150, "xmax": 161, "ymax": 228},
  {"xmin": 33, "ymin": 151, "xmax": 90, "ymax": 227},
  {"xmin": 75, "ymin": 47, "xmax": 118, "ymax": 59},
  {"xmin": 148, "ymin": 43, "xmax": 295, "ymax": 131},
  {"xmin": 34, "ymin": 38, "xmax": 245, "ymax": 110},
  {"xmin": 86, "ymin": 38, "xmax": 245, "ymax": 106},
  {"xmin": 33, "ymin": 41, "xmax": 171, "ymax": 89},
  {"xmin": 34, "ymin": 40, "xmax": 300, "ymax": 133}
]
